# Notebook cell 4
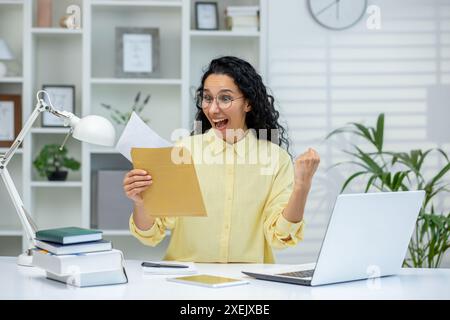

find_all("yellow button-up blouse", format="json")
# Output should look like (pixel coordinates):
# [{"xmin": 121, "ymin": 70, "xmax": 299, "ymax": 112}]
[{"xmin": 129, "ymin": 129, "xmax": 304, "ymax": 263}]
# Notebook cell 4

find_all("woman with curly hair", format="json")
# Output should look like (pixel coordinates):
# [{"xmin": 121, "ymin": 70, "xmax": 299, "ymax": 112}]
[{"xmin": 124, "ymin": 56, "xmax": 320, "ymax": 263}]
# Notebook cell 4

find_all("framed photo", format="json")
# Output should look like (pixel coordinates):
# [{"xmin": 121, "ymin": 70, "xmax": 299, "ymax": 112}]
[
  {"xmin": 115, "ymin": 27, "xmax": 160, "ymax": 78},
  {"xmin": 41, "ymin": 85, "xmax": 75, "ymax": 127},
  {"xmin": 0, "ymin": 95, "xmax": 22, "ymax": 148},
  {"xmin": 195, "ymin": 2, "xmax": 219, "ymax": 30}
]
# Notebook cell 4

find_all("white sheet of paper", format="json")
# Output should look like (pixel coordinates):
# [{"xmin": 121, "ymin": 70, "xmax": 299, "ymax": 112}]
[{"xmin": 115, "ymin": 112, "xmax": 172, "ymax": 162}]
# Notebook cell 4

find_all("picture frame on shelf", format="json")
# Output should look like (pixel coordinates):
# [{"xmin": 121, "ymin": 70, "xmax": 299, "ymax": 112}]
[
  {"xmin": 0, "ymin": 94, "xmax": 21, "ymax": 148},
  {"xmin": 195, "ymin": 2, "xmax": 219, "ymax": 30},
  {"xmin": 115, "ymin": 27, "xmax": 160, "ymax": 78},
  {"xmin": 41, "ymin": 85, "xmax": 75, "ymax": 127}
]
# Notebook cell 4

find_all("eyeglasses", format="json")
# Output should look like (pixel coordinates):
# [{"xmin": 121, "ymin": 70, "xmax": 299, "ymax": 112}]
[{"xmin": 201, "ymin": 94, "xmax": 244, "ymax": 110}]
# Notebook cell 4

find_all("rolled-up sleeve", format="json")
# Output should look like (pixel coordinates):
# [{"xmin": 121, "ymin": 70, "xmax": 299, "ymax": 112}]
[
  {"xmin": 129, "ymin": 213, "xmax": 177, "ymax": 247},
  {"xmin": 263, "ymin": 150, "xmax": 305, "ymax": 249}
]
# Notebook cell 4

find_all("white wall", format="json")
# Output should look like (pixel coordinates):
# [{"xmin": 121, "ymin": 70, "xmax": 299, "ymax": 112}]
[{"xmin": 269, "ymin": 0, "xmax": 450, "ymax": 267}]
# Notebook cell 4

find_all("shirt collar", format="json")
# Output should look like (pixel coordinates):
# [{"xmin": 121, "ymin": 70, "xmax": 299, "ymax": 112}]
[{"xmin": 205, "ymin": 129, "xmax": 258, "ymax": 158}]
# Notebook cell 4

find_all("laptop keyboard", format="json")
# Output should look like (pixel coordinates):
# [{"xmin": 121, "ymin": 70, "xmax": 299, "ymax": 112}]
[{"xmin": 277, "ymin": 269, "xmax": 314, "ymax": 278}]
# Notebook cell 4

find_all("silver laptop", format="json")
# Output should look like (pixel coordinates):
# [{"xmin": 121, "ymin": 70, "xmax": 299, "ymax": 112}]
[{"xmin": 242, "ymin": 191, "xmax": 425, "ymax": 286}]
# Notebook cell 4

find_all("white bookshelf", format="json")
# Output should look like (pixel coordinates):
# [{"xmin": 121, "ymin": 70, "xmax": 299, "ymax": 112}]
[
  {"xmin": 0, "ymin": 0, "xmax": 26, "ymax": 250},
  {"xmin": 0, "ymin": 230, "xmax": 23, "ymax": 236},
  {"xmin": 190, "ymin": 30, "xmax": 261, "ymax": 37},
  {"xmin": 90, "ymin": 78, "xmax": 182, "ymax": 85},
  {"xmin": 31, "ymin": 28, "xmax": 83, "ymax": 35},
  {"xmin": 0, "ymin": 0, "xmax": 267, "ymax": 257},
  {"xmin": 102, "ymin": 230, "xmax": 133, "ymax": 236},
  {"xmin": 30, "ymin": 181, "xmax": 83, "ymax": 188},
  {"xmin": 30, "ymin": 128, "xmax": 71, "ymax": 134},
  {"xmin": 89, "ymin": 146, "xmax": 119, "ymax": 154},
  {"xmin": 0, "ymin": 77, "xmax": 23, "ymax": 83},
  {"xmin": 0, "ymin": 0, "xmax": 23, "ymax": 4},
  {"xmin": 90, "ymin": 0, "xmax": 182, "ymax": 8},
  {"xmin": 0, "ymin": 148, "xmax": 23, "ymax": 154}
]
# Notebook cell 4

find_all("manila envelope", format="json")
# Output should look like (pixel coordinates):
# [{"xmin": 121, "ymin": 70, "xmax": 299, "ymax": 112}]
[{"xmin": 131, "ymin": 147, "xmax": 207, "ymax": 217}]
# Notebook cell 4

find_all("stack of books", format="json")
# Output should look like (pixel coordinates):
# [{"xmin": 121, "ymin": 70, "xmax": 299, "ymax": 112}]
[
  {"xmin": 32, "ymin": 227, "xmax": 128, "ymax": 287},
  {"xmin": 225, "ymin": 6, "xmax": 259, "ymax": 32}
]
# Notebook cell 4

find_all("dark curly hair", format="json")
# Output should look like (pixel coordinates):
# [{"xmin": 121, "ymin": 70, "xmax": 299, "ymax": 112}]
[{"xmin": 193, "ymin": 56, "xmax": 291, "ymax": 156}]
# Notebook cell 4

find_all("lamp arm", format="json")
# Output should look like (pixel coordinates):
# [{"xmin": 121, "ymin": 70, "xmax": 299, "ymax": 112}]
[
  {"xmin": 0, "ymin": 90, "xmax": 78, "ymax": 250},
  {"xmin": 0, "ymin": 90, "xmax": 114, "ymax": 266},
  {"xmin": 1, "ymin": 100, "xmax": 45, "ymax": 168},
  {"xmin": 1, "ymin": 92, "xmax": 79, "ymax": 168},
  {"xmin": 0, "ymin": 169, "xmax": 36, "ymax": 245},
  {"xmin": 0, "ymin": 95, "xmax": 52, "ymax": 247}
]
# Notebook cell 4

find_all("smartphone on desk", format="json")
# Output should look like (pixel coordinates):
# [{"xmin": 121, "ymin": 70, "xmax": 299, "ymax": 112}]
[{"xmin": 167, "ymin": 274, "xmax": 249, "ymax": 288}]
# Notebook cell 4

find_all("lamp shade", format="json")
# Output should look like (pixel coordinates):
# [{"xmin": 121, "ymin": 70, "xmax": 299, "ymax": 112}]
[
  {"xmin": 0, "ymin": 39, "xmax": 13, "ymax": 60},
  {"xmin": 72, "ymin": 115, "xmax": 116, "ymax": 146}
]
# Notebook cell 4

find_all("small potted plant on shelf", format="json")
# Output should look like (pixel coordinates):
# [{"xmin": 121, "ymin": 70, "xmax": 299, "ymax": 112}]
[{"xmin": 33, "ymin": 144, "xmax": 81, "ymax": 181}]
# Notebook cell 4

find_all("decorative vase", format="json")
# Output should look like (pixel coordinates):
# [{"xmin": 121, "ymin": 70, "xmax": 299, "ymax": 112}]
[
  {"xmin": 47, "ymin": 170, "xmax": 68, "ymax": 181},
  {"xmin": 37, "ymin": 0, "xmax": 52, "ymax": 28}
]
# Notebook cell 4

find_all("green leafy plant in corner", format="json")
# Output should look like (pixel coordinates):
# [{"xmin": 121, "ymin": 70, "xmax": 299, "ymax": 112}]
[
  {"xmin": 33, "ymin": 144, "xmax": 81, "ymax": 178},
  {"xmin": 101, "ymin": 91, "xmax": 151, "ymax": 125},
  {"xmin": 326, "ymin": 113, "xmax": 450, "ymax": 268}
]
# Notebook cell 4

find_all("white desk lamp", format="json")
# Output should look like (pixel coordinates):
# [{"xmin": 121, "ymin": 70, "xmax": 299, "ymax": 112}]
[
  {"xmin": 0, "ymin": 39, "xmax": 14, "ymax": 77},
  {"xmin": 0, "ymin": 90, "xmax": 116, "ymax": 266}
]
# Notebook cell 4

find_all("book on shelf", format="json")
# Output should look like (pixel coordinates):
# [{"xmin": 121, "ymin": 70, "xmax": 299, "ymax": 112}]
[
  {"xmin": 32, "ymin": 248, "xmax": 124, "ymax": 275},
  {"xmin": 228, "ymin": 26, "xmax": 259, "ymax": 33},
  {"xmin": 35, "ymin": 226, "xmax": 103, "ymax": 245},
  {"xmin": 35, "ymin": 239, "xmax": 112, "ymax": 255},
  {"xmin": 225, "ymin": 6, "xmax": 259, "ymax": 16},
  {"xmin": 46, "ymin": 268, "xmax": 128, "ymax": 288},
  {"xmin": 227, "ymin": 15, "xmax": 259, "ymax": 26},
  {"xmin": 225, "ymin": 16, "xmax": 259, "ymax": 32}
]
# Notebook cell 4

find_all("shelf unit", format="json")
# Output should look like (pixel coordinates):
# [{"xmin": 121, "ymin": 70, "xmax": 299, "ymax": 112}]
[
  {"xmin": 30, "ymin": 28, "xmax": 83, "ymax": 34},
  {"xmin": 0, "ymin": 0, "xmax": 26, "ymax": 247},
  {"xmin": 0, "ymin": 77, "xmax": 23, "ymax": 83},
  {"xmin": 0, "ymin": 148, "xmax": 23, "ymax": 154},
  {"xmin": 30, "ymin": 181, "xmax": 83, "ymax": 188},
  {"xmin": 190, "ymin": 30, "xmax": 261, "ymax": 37},
  {"xmin": 90, "ymin": 78, "xmax": 182, "ymax": 85},
  {"xmin": 0, "ymin": 0, "xmax": 267, "ymax": 257}
]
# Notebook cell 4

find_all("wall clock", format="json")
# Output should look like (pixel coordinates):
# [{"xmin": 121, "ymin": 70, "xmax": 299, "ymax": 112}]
[{"xmin": 308, "ymin": 0, "xmax": 368, "ymax": 30}]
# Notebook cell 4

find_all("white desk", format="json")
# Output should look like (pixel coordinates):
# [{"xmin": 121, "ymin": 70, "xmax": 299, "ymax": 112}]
[{"xmin": 1, "ymin": 257, "xmax": 449, "ymax": 300}]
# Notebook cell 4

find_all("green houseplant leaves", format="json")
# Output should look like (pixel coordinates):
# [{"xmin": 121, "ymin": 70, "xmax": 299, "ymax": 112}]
[
  {"xmin": 327, "ymin": 113, "xmax": 450, "ymax": 268},
  {"xmin": 33, "ymin": 144, "xmax": 81, "ymax": 181},
  {"xmin": 101, "ymin": 91, "xmax": 151, "ymax": 126}
]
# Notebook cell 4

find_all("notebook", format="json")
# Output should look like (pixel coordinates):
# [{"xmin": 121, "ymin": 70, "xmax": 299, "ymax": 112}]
[
  {"xmin": 35, "ymin": 239, "xmax": 112, "ymax": 255},
  {"xmin": 35, "ymin": 227, "xmax": 103, "ymax": 245},
  {"xmin": 167, "ymin": 274, "xmax": 249, "ymax": 288}
]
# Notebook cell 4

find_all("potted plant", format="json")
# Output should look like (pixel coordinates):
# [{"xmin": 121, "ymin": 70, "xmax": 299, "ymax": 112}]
[
  {"xmin": 326, "ymin": 113, "xmax": 450, "ymax": 268},
  {"xmin": 33, "ymin": 144, "xmax": 81, "ymax": 181},
  {"xmin": 100, "ymin": 91, "xmax": 151, "ymax": 126}
]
